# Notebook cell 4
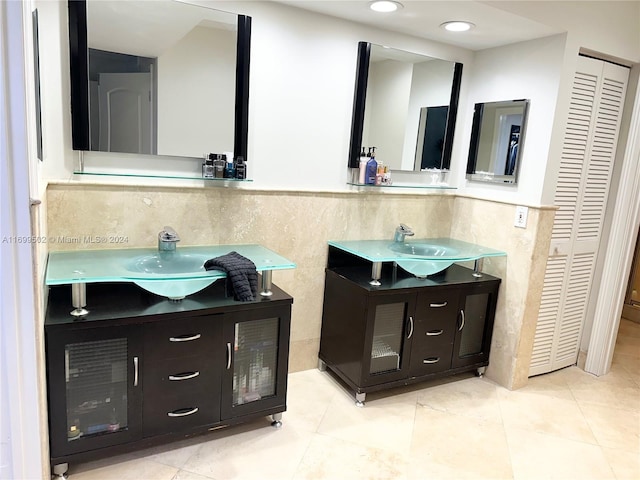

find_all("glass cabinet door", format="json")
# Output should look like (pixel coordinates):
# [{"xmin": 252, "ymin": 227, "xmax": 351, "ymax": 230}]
[
  {"xmin": 362, "ymin": 293, "xmax": 415, "ymax": 386},
  {"xmin": 47, "ymin": 326, "xmax": 143, "ymax": 458},
  {"xmin": 221, "ymin": 305, "xmax": 291, "ymax": 420}
]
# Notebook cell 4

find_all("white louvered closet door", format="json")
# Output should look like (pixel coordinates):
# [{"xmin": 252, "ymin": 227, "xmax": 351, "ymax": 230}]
[{"xmin": 530, "ymin": 56, "xmax": 629, "ymax": 376}]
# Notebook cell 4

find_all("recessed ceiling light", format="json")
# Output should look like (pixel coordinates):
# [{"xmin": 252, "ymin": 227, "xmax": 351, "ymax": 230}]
[
  {"xmin": 440, "ymin": 21, "xmax": 475, "ymax": 32},
  {"xmin": 369, "ymin": 1, "xmax": 403, "ymax": 13}
]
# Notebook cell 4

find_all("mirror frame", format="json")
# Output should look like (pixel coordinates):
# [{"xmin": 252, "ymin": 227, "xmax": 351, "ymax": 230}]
[
  {"xmin": 68, "ymin": 0, "xmax": 251, "ymax": 162},
  {"xmin": 465, "ymin": 99, "xmax": 529, "ymax": 185},
  {"xmin": 347, "ymin": 41, "xmax": 463, "ymax": 170}
]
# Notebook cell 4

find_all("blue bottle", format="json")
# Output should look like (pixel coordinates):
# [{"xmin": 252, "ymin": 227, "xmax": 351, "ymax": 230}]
[{"xmin": 365, "ymin": 147, "xmax": 377, "ymax": 185}]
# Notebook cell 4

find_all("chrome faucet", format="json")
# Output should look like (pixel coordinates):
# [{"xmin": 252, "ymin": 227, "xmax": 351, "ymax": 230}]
[
  {"xmin": 394, "ymin": 224, "xmax": 414, "ymax": 243},
  {"xmin": 158, "ymin": 226, "xmax": 180, "ymax": 252}
]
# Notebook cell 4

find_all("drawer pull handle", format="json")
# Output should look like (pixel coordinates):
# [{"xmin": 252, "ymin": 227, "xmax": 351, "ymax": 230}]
[
  {"xmin": 169, "ymin": 334, "xmax": 201, "ymax": 342},
  {"xmin": 133, "ymin": 356, "xmax": 139, "ymax": 387},
  {"xmin": 167, "ymin": 407, "xmax": 199, "ymax": 417},
  {"xmin": 426, "ymin": 329, "xmax": 444, "ymax": 336},
  {"xmin": 430, "ymin": 302, "xmax": 448, "ymax": 308},
  {"xmin": 169, "ymin": 371, "xmax": 200, "ymax": 381},
  {"xmin": 423, "ymin": 357, "xmax": 440, "ymax": 364}
]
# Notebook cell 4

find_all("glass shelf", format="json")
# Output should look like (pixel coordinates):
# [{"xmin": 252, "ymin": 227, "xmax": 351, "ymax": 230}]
[
  {"xmin": 73, "ymin": 171, "xmax": 252, "ymax": 183},
  {"xmin": 346, "ymin": 182, "xmax": 455, "ymax": 190}
]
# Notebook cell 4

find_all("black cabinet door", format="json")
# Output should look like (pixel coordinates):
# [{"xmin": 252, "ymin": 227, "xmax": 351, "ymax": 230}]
[
  {"xmin": 409, "ymin": 289, "xmax": 458, "ymax": 377},
  {"xmin": 142, "ymin": 314, "xmax": 223, "ymax": 437},
  {"xmin": 46, "ymin": 324, "xmax": 143, "ymax": 458},
  {"xmin": 360, "ymin": 292, "xmax": 416, "ymax": 387},
  {"xmin": 220, "ymin": 304, "xmax": 290, "ymax": 420},
  {"xmin": 451, "ymin": 282, "xmax": 500, "ymax": 369}
]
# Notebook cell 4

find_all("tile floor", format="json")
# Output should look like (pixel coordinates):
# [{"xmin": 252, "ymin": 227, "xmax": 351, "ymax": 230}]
[{"xmin": 66, "ymin": 319, "xmax": 640, "ymax": 480}]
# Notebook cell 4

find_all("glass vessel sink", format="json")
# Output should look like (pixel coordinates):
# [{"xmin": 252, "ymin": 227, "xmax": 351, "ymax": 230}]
[
  {"xmin": 328, "ymin": 238, "xmax": 506, "ymax": 282},
  {"xmin": 46, "ymin": 245, "xmax": 296, "ymax": 302}
]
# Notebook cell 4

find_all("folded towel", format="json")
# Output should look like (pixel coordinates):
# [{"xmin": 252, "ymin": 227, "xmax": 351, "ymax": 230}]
[{"xmin": 204, "ymin": 251, "xmax": 258, "ymax": 302}]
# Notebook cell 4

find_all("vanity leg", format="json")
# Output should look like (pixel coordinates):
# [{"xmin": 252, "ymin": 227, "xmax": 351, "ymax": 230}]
[
  {"xmin": 472, "ymin": 258, "xmax": 484, "ymax": 278},
  {"xmin": 355, "ymin": 392, "xmax": 366, "ymax": 407},
  {"xmin": 260, "ymin": 270, "xmax": 273, "ymax": 297},
  {"xmin": 369, "ymin": 262, "xmax": 382, "ymax": 286},
  {"xmin": 475, "ymin": 366, "xmax": 486, "ymax": 377},
  {"xmin": 52, "ymin": 463, "xmax": 69, "ymax": 479},
  {"xmin": 271, "ymin": 412, "xmax": 283, "ymax": 428},
  {"xmin": 318, "ymin": 358, "xmax": 327, "ymax": 371}
]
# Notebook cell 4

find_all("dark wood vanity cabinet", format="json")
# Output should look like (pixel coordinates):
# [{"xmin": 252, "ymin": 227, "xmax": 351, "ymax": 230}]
[
  {"xmin": 319, "ymin": 264, "xmax": 500, "ymax": 404},
  {"xmin": 45, "ymin": 281, "xmax": 292, "ymax": 473}
]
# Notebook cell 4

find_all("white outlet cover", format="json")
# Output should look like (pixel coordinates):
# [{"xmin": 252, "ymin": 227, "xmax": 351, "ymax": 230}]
[{"xmin": 515, "ymin": 206, "xmax": 528, "ymax": 228}]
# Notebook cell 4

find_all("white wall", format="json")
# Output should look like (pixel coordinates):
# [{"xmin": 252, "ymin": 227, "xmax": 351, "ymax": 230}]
[{"xmin": 453, "ymin": 34, "xmax": 567, "ymax": 206}]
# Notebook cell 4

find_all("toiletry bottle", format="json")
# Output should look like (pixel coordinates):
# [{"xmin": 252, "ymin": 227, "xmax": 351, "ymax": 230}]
[
  {"xmin": 376, "ymin": 160, "xmax": 384, "ymax": 185},
  {"xmin": 383, "ymin": 165, "xmax": 392, "ymax": 185},
  {"xmin": 224, "ymin": 155, "xmax": 235, "ymax": 178},
  {"xmin": 365, "ymin": 147, "xmax": 377, "ymax": 185},
  {"xmin": 203, "ymin": 154, "xmax": 214, "ymax": 178},
  {"xmin": 358, "ymin": 147, "xmax": 367, "ymax": 184},
  {"xmin": 235, "ymin": 156, "xmax": 246, "ymax": 179},
  {"xmin": 214, "ymin": 154, "xmax": 225, "ymax": 178}
]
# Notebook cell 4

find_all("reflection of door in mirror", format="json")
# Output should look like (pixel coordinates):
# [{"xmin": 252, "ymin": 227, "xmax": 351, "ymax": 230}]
[{"xmin": 414, "ymin": 106, "xmax": 448, "ymax": 171}]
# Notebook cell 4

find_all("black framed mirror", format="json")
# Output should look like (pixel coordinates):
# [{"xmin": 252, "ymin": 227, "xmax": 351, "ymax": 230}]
[
  {"xmin": 68, "ymin": 0, "xmax": 250, "ymax": 162},
  {"xmin": 466, "ymin": 99, "xmax": 529, "ymax": 184},
  {"xmin": 348, "ymin": 42, "xmax": 462, "ymax": 172}
]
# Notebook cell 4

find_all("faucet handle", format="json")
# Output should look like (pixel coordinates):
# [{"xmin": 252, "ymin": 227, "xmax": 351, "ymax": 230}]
[
  {"xmin": 397, "ymin": 224, "xmax": 413, "ymax": 233},
  {"xmin": 159, "ymin": 226, "xmax": 180, "ymax": 241}
]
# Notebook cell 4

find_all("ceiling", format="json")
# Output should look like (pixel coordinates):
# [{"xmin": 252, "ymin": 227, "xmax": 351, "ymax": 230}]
[{"xmin": 278, "ymin": 1, "xmax": 563, "ymax": 51}]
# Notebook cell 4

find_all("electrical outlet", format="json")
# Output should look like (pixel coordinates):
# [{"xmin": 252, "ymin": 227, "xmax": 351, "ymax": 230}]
[{"xmin": 514, "ymin": 206, "xmax": 528, "ymax": 228}]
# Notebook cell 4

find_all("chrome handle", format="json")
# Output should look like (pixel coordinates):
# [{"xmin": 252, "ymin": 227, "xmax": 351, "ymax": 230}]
[
  {"xmin": 430, "ymin": 302, "xmax": 448, "ymax": 308},
  {"xmin": 133, "ymin": 356, "xmax": 139, "ymax": 387},
  {"xmin": 169, "ymin": 371, "xmax": 200, "ymax": 381},
  {"xmin": 226, "ymin": 342, "xmax": 232, "ymax": 369},
  {"xmin": 426, "ymin": 329, "xmax": 444, "ymax": 336},
  {"xmin": 407, "ymin": 316, "xmax": 414, "ymax": 339},
  {"xmin": 459, "ymin": 310, "xmax": 465, "ymax": 331},
  {"xmin": 169, "ymin": 334, "xmax": 201, "ymax": 342},
  {"xmin": 167, "ymin": 407, "xmax": 198, "ymax": 417},
  {"xmin": 423, "ymin": 357, "xmax": 440, "ymax": 364}
]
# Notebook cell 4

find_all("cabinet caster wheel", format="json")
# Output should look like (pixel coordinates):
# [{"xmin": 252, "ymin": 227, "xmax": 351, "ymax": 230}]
[
  {"xmin": 355, "ymin": 392, "xmax": 366, "ymax": 407},
  {"xmin": 52, "ymin": 463, "xmax": 69, "ymax": 479},
  {"xmin": 475, "ymin": 367, "xmax": 486, "ymax": 377},
  {"xmin": 271, "ymin": 412, "xmax": 282, "ymax": 428},
  {"xmin": 271, "ymin": 420, "xmax": 283, "ymax": 428},
  {"xmin": 355, "ymin": 400, "xmax": 365, "ymax": 408}
]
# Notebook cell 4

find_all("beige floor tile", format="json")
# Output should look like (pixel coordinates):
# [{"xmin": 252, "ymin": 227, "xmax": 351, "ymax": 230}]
[
  {"xmin": 615, "ymin": 334, "xmax": 640, "ymax": 357},
  {"xmin": 520, "ymin": 367, "xmax": 576, "ymax": 401},
  {"xmin": 316, "ymin": 382, "xmax": 418, "ymax": 454},
  {"xmin": 601, "ymin": 446, "xmax": 640, "ymax": 480},
  {"xmin": 293, "ymin": 433, "xmax": 408, "ymax": 480},
  {"xmin": 617, "ymin": 318, "xmax": 640, "ymax": 339},
  {"xmin": 569, "ymin": 376, "xmax": 640, "ymax": 412},
  {"xmin": 580, "ymin": 403, "xmax": 640, "ymax": 452},
  {"xmin": 407, "ymin": 406, "xmax": 513, "ymax": 479},
  {"xmin": 180, "ymin": 418, "xmax": 313, "ymax": 480},
  {"xmin": 416, "ymin": 375, "xmax": 503, "ymax": 424},
  {"xmin": 68, "ymin": 456, "xmax": 179, "ymax": 480},
  {"xmin": 172, "ymin": 470, "xmax": 217, "ymax": 480},
  {"xmin": 285, "ymin": 369, "xmax": 339, "ymax": 433},
  {"xmin": 497, "ymin": 387, "xmax": 597, "ymax": 444},
  {"xmin": 505, "ymin": 426, "xmax": 615, "ymax": 480},
  {"xmin": 612, "ymin": 353, "xmax": 640, "ymax": 386}
]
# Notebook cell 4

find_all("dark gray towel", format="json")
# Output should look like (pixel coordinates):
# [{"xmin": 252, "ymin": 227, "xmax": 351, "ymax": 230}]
[{"xmin": 204, "ymin": 251, "xmax": 258, "ymax": 301}]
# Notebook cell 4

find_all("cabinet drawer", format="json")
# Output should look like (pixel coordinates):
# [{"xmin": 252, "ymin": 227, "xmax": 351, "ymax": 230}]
[
  {"xmin": 409, "ymin": 343, "xmax": 452, "ymax": 376},
  {"xmin": 145, "ymin": 316, "xmax": 220, "ymax": 360},
  {"xmin": 144, "ymin": 354, "xmax": 217, "ymax": 396},
  {"xmin": 143, "ymin": 393, "xmax": 217, "ymax": 437},
  {"xmin": 415, "ymin": 292, "xmax": 459, "ymax": 324}
]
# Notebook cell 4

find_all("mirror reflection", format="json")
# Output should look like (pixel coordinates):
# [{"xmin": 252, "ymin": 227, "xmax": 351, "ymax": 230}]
[
  {"xmin": 348, "ymin": 42, "xmax": 462, "ymax": 173},
  {"xmin": 76, "ymin": 0, "xmax": 241, "ymax": 158},
  {"xmin": 466, "ymin": 99, "xmax": 529, "ymax": 184}
]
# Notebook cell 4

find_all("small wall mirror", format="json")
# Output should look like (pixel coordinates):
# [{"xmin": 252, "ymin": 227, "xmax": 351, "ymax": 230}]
[
  {"xmin": 68, "ymin": 0, "xmax": 250, "ymax": 161},
  {"xmin": 348, "ymin": 42, "xmax": 462, "ymax": 172},
  {"xmin": 466, "ymin": 99, "xmax": 529, "ymax": 184}
]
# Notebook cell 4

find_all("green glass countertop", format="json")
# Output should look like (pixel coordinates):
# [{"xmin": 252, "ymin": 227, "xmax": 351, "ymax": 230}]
[
  {"xmin": 46, "ymin": 244, "xmax": 296, "ymax": 285},
  {"xmin": 328, "ymin": 238, "xmax": 506, "ymax": 263}
]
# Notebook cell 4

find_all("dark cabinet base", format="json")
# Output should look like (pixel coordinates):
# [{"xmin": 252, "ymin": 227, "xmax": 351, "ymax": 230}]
[
  {"xmin": 319, "ymin": 263, "xmax": 500, "ymax": 406},
  {"xmin": 45, "ymin": 280, "xmax": 292, "ymax": 476}
]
